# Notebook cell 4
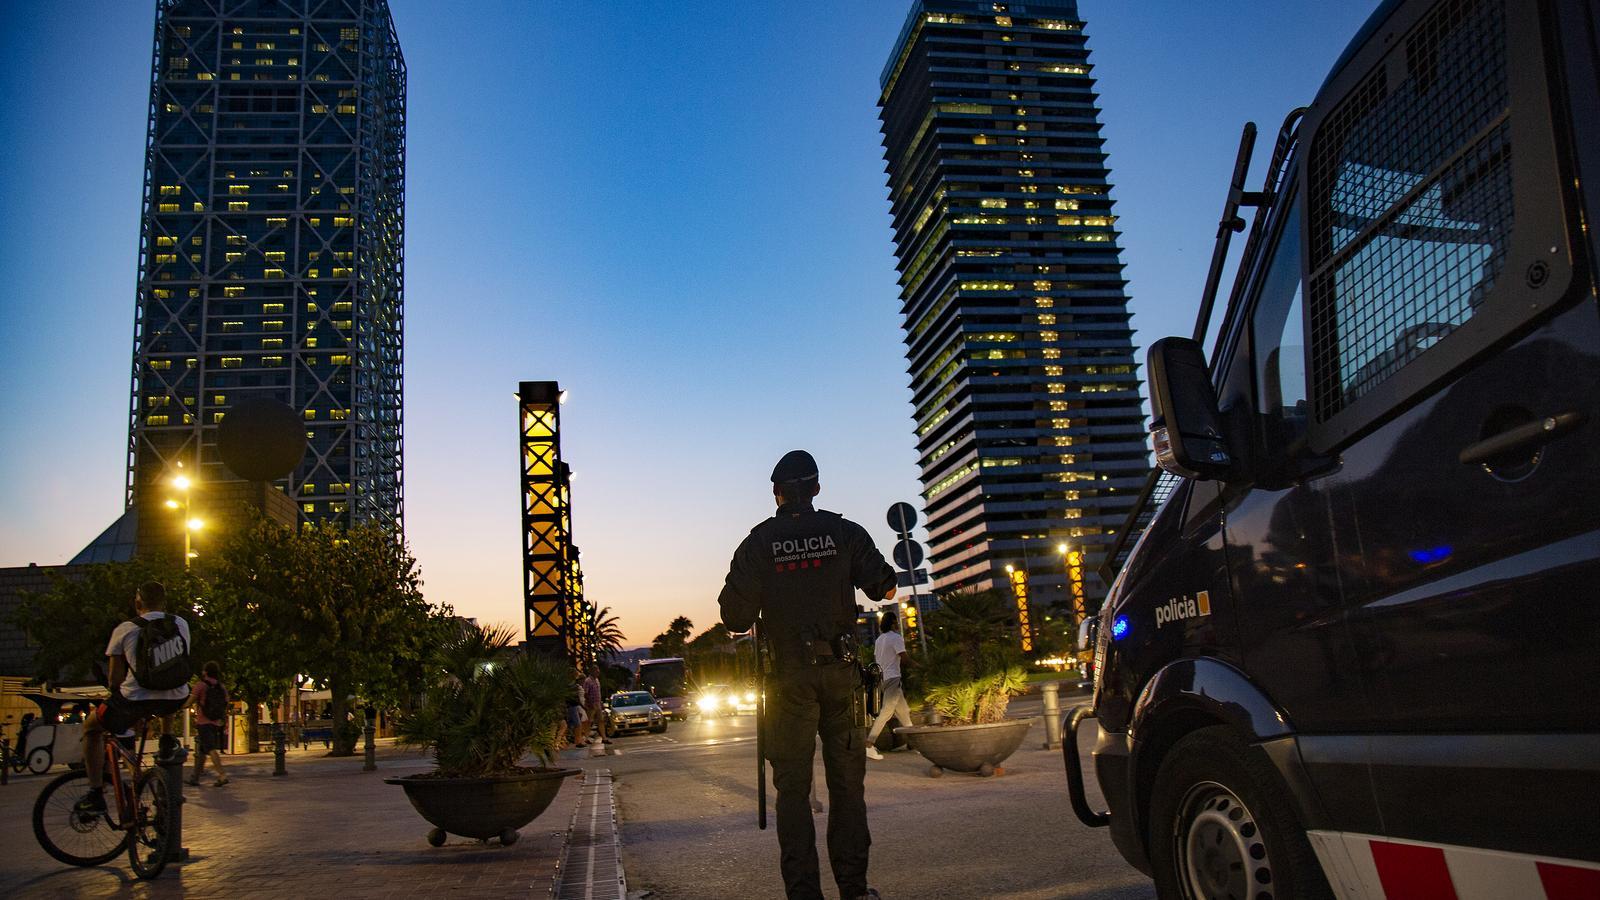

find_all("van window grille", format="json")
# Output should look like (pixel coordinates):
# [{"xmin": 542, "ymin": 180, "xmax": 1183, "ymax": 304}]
[{"xmin": 1307, "ymin": 0, "xmax": 1510, "ymax": 422}]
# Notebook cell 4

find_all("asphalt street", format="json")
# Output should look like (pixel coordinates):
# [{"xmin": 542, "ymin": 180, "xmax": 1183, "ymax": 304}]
[{"xmin": 586, "ymin": 693, "xmax": 1156, "ymax": 900}]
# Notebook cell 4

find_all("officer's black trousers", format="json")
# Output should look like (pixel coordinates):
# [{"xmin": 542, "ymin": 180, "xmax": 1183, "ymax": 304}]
[{"xmin": 767, "ymin": 661, "xmax": 869, "ymax": 900}]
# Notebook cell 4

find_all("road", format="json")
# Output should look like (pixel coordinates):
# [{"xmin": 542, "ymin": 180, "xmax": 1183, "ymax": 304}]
[{"xmin": 592, "ymin": 693, "xmax": 1156, "ymax": 900}]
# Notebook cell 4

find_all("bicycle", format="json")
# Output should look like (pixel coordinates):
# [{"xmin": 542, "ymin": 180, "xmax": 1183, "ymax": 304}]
[{"xmin": 31, "ymin": 716, "xmax": 175, "ymax": 879}]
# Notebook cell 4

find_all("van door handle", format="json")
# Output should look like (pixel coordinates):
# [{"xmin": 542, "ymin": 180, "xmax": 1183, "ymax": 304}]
[{"xmin": 1458, "ymin": 411, "xmax": 1584, "ymax": 466}]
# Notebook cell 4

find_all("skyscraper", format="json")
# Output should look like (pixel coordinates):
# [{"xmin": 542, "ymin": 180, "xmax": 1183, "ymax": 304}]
[
  {"xmin": 127, "ymin": 0, "xmax": 405, "ymax": 539},
  {"xmin": 878, "ymin": 0, "xmax": 1147, "ymax": 606}
]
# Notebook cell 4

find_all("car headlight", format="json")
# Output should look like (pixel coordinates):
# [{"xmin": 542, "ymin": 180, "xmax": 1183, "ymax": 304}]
[{"xmin": 744, "ymin": 691, "xmax": 756, "ymax": 703}]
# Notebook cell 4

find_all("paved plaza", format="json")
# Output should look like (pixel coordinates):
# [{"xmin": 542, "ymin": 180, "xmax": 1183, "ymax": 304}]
[
  {"xmin": 0, "ymin": 740, "xmax": 573, "ymax": 899},
  {"xmin": 0, "ymin": 694, "xmax": 1153, "ymax": 899}
]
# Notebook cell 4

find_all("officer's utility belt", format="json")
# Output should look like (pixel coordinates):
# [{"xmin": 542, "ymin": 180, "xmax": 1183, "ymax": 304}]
[{"xmin": 803, "ymin": 634, "xmax": 859, "ymax": 667}]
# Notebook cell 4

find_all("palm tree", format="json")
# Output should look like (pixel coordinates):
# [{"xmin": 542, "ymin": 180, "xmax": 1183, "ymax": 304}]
[{"xmin": 591, "ymin": 606, "xmax": 626, "ymax": 660}]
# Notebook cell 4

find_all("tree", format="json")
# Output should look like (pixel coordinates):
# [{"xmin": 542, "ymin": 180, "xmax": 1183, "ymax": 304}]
[
  {"xmin": 281, "ymin": 521, "xmax": 446, "ymax": 756},
  {"xmin": 9, "ymin": 558, "xmax": 205, "ymax": 686},
  {"xmin": 650, "ymin": 615, "xmax": 693, "ymax": 659},
  {"xmin": 196, "ymin": 513, "xmax": 311, "ymax": 752},
  {"xmin": 924, "ymin": 589, "xmax": 1014, "ymax": 661},
  {"xmin": 589, "ymin": 606, "xmax": 626, "ymax": 661},
  {"xmin": 684, "ymin": 623, "xmax": 736, "ymax": 683}
]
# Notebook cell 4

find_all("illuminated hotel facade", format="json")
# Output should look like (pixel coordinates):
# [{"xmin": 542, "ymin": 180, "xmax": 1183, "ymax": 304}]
[
  {"xmin": 878, "ymin": 0, "xmax": 1148, "ymax": 605},
  {"xmin": 127, "ymin": 0, "xmax": 406, "ymax": 531}
]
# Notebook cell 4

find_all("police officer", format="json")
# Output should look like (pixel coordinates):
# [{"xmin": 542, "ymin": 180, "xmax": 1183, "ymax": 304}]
[{"xmin": 719, "ymin": 450, "xmax": 897, "ymax": 900}]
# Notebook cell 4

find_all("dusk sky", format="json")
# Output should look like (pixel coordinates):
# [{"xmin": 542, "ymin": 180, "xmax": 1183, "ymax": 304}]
[{"xmin": 0, "ymin": 1, "xmax": 1378, "ymax": 647}]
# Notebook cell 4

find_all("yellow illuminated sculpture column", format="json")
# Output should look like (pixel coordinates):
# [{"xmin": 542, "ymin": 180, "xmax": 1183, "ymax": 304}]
[
  {"xmin": 1007, "ymin": 564, "xmax": 1034, "ymax": 652},
  {"xmin": 519, "ymin": 381, "xmax": 574, "ymax": 662}
]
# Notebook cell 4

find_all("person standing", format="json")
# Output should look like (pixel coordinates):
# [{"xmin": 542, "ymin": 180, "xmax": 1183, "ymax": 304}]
[
  {"xmin": 581, "ymin": 666, "xmax": 608, "ymax": 746},
  {"xmin": 188, "ymin": 661, "xmax": 231, "ymax": 787},
  {"xmin": 719, "ymin": 450, "xmax": 897, "ymax": 900},
  {"xmin": 864, "ymin": 611, "xmax": 912, "ymax": 761}
]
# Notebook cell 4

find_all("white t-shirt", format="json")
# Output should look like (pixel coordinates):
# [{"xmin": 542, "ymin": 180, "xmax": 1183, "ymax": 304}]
[
  {"xmin": 108, "ymin": 613, "xmax": 193, "ymax": 701},
  {"xmin": 875, "ymin": 630, "xmax": 906, "ymax": 681}
]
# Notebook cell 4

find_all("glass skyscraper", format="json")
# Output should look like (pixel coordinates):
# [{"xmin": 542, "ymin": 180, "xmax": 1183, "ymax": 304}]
[
  {"xmin": 878, "ymin": 0, "xmax": 1148, "ymax": 605},
  {"xmin": 127, "ymin": 0, "xmax": 405, "ymax": 533}
]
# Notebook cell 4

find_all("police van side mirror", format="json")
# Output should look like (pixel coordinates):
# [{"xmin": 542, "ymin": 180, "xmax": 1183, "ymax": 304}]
[{"xmin": 1148, "ymin": 337, "xmax": 1233, "ymax": 480}]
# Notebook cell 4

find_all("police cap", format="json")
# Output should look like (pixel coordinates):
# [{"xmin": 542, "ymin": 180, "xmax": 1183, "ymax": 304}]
[{"xmin": 770, "ymin": 449, "xmax": 818, "ymax": 484}]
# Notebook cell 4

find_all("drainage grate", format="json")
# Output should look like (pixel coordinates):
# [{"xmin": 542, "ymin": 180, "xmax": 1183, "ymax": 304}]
[{"xmin": 551, "ymin": 769, "xmax": 627, "ymax": 900}]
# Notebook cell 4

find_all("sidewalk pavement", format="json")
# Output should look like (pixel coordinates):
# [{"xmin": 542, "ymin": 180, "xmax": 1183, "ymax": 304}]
[{"xmin": 0, "ymin": 739, "xmax": 580, "ymax": 899}]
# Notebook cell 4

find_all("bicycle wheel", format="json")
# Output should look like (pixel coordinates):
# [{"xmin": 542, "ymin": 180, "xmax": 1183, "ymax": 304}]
[
  {"xmin": 128, "ymin": 768, "xmax": 172, "ymax": 880},
  {"xmin": 32, "ymin": 769, "xmax": 130, "ymax": 867}
]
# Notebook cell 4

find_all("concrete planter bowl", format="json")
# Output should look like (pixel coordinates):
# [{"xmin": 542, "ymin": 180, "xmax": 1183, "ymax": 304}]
[
  {"xmin": 385, "ymin": 768, "xmax": 581, "ymax": 846},
  {"xmin": 894, "ymin": 717, "xmax": 1038, "ymax": 777}
]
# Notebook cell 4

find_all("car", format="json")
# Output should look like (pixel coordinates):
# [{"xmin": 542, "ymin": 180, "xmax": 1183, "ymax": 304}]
[
  {"xmin": 694, "ymin": 683, "xmax": 758, "ymax": 717},
  {"xmin": 605, "ymin": 691, "xmax": 667, "ymax": 736}
]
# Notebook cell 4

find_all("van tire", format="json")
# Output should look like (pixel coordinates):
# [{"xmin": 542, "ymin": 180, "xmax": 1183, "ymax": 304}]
[{"xmin": 1147, "ymin": 725, "xmax": 1331, "ymax": 900}]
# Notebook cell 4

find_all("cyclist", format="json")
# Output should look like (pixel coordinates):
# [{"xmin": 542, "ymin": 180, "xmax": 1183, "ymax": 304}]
[{"xmin": 75, "ymin": 581, "xmax": 191, "ymax": 813}]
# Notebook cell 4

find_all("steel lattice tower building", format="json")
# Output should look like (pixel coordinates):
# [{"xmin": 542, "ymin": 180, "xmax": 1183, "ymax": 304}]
[
  {"xmin": 878, "ymin": 0, "xmax": 1148, "ymax": 605},
  {"xmin": 127, "ymin": 0, "xmax": 405, "ymax": 533}
]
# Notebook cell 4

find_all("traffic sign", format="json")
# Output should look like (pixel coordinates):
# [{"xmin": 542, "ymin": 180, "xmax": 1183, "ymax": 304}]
[
  {"xmin": 896, "ymin": 569, "xmax": 930, "ymax": 587},
  {"xmin": 886, "ymin": 502, "xmax": 918, "ymax": 534},
  {"xmin": 892, "ymin": 540, "xmax": 924, "ymax": 570}
]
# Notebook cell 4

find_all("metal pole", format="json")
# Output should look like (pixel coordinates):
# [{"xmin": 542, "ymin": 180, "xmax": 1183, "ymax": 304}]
[
  {"xmin": 272, "ymin": 721, "xmax": 287, "ymax": 777},
  {"xmin": 1041, "ymin": 681, "xmax": 1063, "ymax": 749},
  {"xmin": 754, "ymin": 621, "xmax": 767, "ymax": 831},
  {"xmin": 156, "ymin": 736, "xmax": 189, "ymax": 862},
  {"xmin": 362, "ymin": 714, "xmax": 376, "ymax": 772},
  {"xmin": 898, "ymin": 531, "xmax": 930, "ymax": 654}
]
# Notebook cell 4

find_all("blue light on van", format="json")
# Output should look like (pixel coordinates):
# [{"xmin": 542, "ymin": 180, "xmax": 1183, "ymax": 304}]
[
  {"xmin": 1408, "ymin": 545, "xmax": 1453, "ymax": 565},
  {"xmin": 1111, "ymin": 615, "xmax": 1130, "ymax": 641}
]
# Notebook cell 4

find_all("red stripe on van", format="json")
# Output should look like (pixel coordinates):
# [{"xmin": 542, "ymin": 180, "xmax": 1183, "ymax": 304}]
[{"xmin": 1370, "ymin": 841, "xmax": 1459, "ymax": 900}]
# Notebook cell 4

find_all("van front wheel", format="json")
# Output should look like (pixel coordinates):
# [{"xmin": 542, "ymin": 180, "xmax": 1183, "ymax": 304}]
[{"xmin": 1147, "ymin": 726, "xmax": 1331, "ymax": 900}]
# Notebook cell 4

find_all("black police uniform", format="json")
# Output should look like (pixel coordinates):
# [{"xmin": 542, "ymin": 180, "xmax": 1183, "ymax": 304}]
[{"xmin": 718, "ymin": 452, "xmax": 896, "ymax": 900}]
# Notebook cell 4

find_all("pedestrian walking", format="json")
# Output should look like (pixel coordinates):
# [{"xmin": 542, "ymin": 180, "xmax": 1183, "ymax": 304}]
[
  {"xmin": 718, "ymin": 449, "xmax": 897, "ymax": 900},
  {"xmin": 582, "ymin": 666, "xmax": 608, "ymax": 746},
  {"xmin": 864, "ymin": 611, "xmax": 912, "ymax": 761},
  {"xmin": 188, "ymin": 660, "xmax": 231, "ymax": 787}
]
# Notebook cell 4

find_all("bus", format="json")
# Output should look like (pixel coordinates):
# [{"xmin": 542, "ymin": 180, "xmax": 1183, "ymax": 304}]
[{"xmin": 635, "ymin": 657, "xmax": 690, "ymax": 720}]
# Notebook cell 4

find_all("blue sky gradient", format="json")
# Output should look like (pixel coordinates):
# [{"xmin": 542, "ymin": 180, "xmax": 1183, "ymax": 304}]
[{"xmin": 0, "ymin": 1, "xmax": 1378, "ymax": 644}]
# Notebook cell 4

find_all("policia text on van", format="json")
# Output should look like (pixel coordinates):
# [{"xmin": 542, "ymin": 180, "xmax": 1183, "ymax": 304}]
[{"xmin": 1062, "ymin": 0, "xmax": 1600, "ymax": 898}]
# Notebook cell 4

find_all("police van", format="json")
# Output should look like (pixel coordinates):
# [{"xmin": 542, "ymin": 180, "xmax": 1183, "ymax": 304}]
[{"xmin": 1062, "ymin": 0, "xmax": 1600, "ymax": 897}]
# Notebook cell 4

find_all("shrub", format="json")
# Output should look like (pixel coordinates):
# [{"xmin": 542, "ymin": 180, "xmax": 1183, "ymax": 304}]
[
  {"xmin": 396, "ymin": 624, "xmax": 571, "ymax": 777},
  {"xmin": 917, "ymin": 589, "xmax": 1029, "ymax": 725}
]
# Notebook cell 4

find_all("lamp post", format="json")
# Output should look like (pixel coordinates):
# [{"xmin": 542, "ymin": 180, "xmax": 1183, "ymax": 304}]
[
  {"xmin": 167, "ymin": 465, "xmax": 202, "ymax": 569},
  {"xmin": 167, "ymin": 466, "xmax": 203, "ymax": 748}
]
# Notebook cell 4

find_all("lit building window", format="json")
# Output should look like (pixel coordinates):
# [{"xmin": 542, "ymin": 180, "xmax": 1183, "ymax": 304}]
[
  {"xmin": 228, "ymin": 201, "xmax": 248, "ymax": 211},
  {"xmin": 220, "ymin": 357, "xmax": 242, "ymax": 368}
]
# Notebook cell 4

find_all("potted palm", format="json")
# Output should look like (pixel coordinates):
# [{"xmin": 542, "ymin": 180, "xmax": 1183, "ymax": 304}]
[
  {"xmin": 894, "ymin": 590, "xmax": 1035, "ymax": 777},
  {"xmin": 386, "ymin": 624, "xmax": 580, "ymax": 846}
]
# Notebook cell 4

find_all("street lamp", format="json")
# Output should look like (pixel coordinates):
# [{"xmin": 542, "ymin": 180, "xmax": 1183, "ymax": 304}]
[{"xmin": 169, "ymin": 464, "xmax": 202, "ymax": 568}]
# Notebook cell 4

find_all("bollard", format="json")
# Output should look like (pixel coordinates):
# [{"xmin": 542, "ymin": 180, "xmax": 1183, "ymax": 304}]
[
  {"xmin": 360, "ymin": 707, "xmax": 374, "ymax": 771},
  {"xmin": 156, "ymin": 735, "xmax": 189, "ymax": 862},
  {"xmin": 1041, "ymin": 681, "xmax": 1064, "ymax": 750},
  {"xmin": 272, "ymin": 722, "xmax": 287, "ymax": 777}
]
